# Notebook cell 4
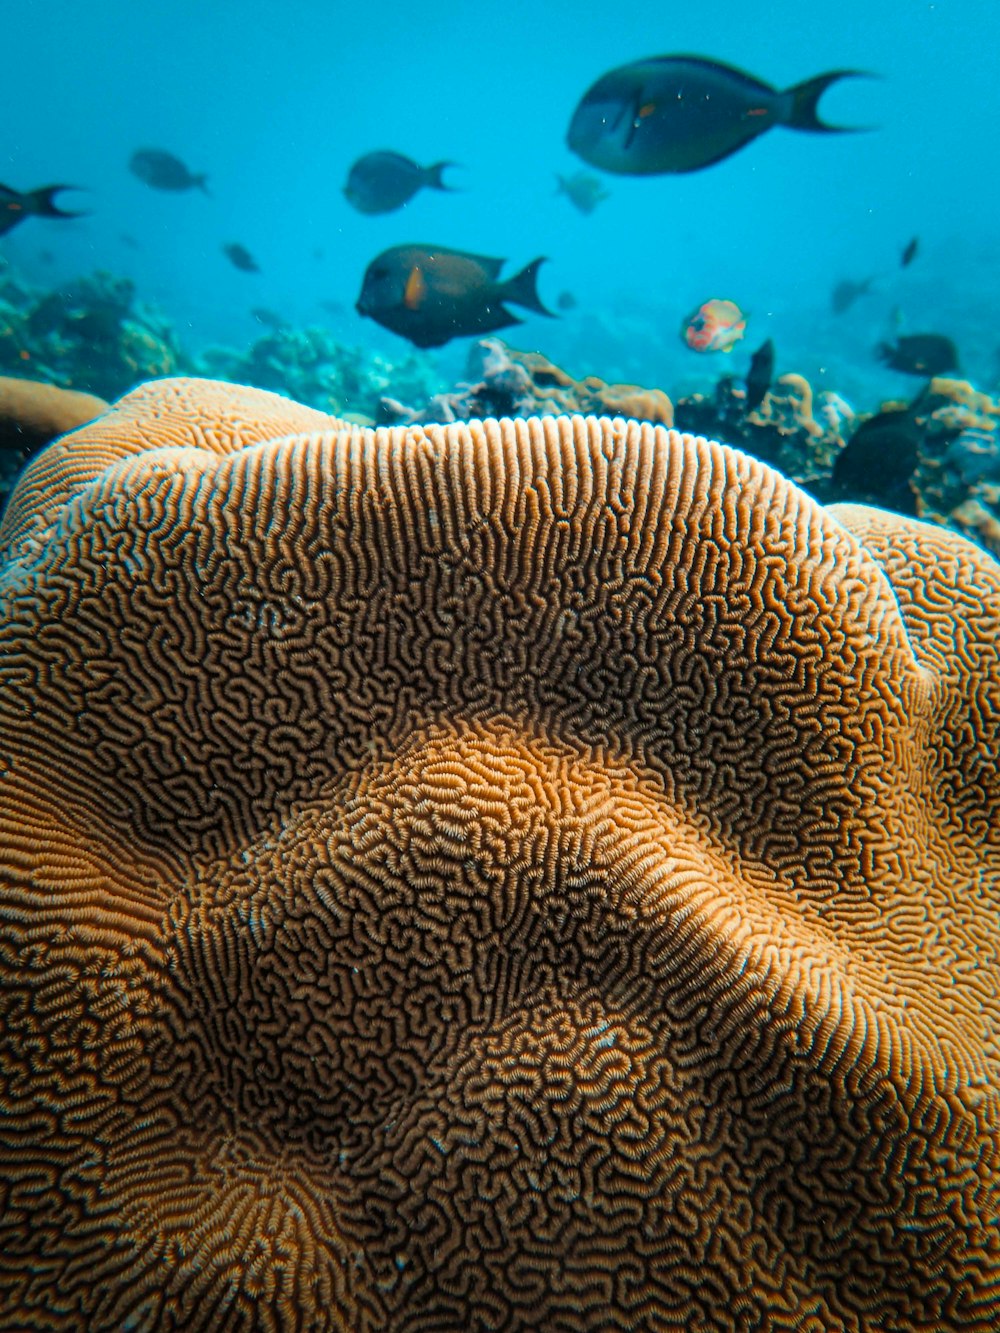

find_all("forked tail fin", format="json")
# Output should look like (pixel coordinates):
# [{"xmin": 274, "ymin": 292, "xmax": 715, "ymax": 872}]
[
  {"xmin": 27, "ymin": 185, "xmax": 88, "ymax": 218},
  {"xmin": 785, "ymin": 70, "xmax": 875, "ymax": 132},
  {"xmin": 501, "ymin": 257, "xmax": 554, "ymax": 317}
]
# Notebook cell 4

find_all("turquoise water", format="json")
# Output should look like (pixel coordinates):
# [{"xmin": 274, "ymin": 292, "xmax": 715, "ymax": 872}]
[{"xmin": 4, "ymin": 0, "xmax": 998, "ymax": 406}]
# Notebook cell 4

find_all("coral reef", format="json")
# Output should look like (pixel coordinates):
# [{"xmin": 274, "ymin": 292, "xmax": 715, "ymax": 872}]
[
  {"xmin": 0, "ymin": 253, "xmax": 997, "ymax": 558},
  {"xmin": 377, "ymin": 336, "xmax": 674, "ymax": 426},
  {"xmin": 1, "ymin": 378, "xmax": 998, "ymax": 1332},
  {"xmin": 0, "ymin": 268, "xmax": 180, "ymax": 400},
  {"xmin": 673, "ymin": 369, "xmax": 856, "ymax": 481},
  {"xmin": 197, "ymin": 323, "xmax": 440, "ymax": 423},
  {"xmin": 0, "ymin": 376, "xmax": 108, "ymax": 510},
  {"xmin": 0, "ymin": 376, "xmax": 106, "ymax": 453}
]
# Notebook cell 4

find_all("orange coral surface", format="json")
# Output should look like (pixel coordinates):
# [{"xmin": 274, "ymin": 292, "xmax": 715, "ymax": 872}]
[{"xmin": 0, "ymin": 378, "xmax": 998, "ymax": 1331}]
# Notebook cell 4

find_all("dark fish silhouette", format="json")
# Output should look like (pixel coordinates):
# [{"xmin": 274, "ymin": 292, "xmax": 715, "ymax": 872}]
[
  {"xmin": 745, "ymin": 338, "xmax": 774, "ymax": 411},
  {"xmin": 877, "ymin": 333, "xmax": 958, "ymax": 377},
  {"xmin": 252, "ymin": 307, "xmax": 287, "ymax": 330},
  {"xmin": 223, "ymin": 242, "xmax": 260, "ymax": 273},
  {"xmin": 556, "ymin": 290, "xmax": 578, "ymax": 311},
  {"xmin": 832, "ymin": 384, "xmax": 936, "ymax": 513},
  {"xmin": 129, "ymin": 149, "xmax": 209, "ymax": 194},
  {"xmin": 555, "ymin": 171, "xmax": 609, "ymax": 214},
  {"xmin": 344, "ymin": 152, "xmax": 458, "ymax": 215},
  {"xmin": 900, "ymin": 236, "xmax": 919, "ymax": 268},
  {"xmin": 0, "ymin": 184, "xmax": 86, "ymax": 237},
  {"xmin": 567, "ymin": 55, "xmax": 871, "ymax": 175},
  {"xmin": 356, "ymin": 243, "xmax": 553, "ymax": 349},
  {"xmin": 831, "ymin": 277, "xmax": 874, "ymax": 314}
]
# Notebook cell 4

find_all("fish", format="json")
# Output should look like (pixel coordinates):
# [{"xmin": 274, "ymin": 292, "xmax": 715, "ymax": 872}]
[
  {"xmin": 567, "ymin": 55, "xmax": 870, "ymax": 175},
  {"xmin": 343, "ymin": 152, "xmax": 458, "ymax": 215},
  {"xmin": 745, "ymin": 338, "xmax": 774, "ymax": 411},
  {"xmin": 223, "ymin": 243, "xmax": 260, "ymax": 273},
  {"xmin": 0, "ymin": 184, "xmax": 87, "ymax": 238},
  {"xmin": 319, "ymin": 298, "xmax": 346, "ymax": 316},
  {"xmin": 556, "ymin": 290, "xmax": 578, "ymax": 311},
  {"xmin": 681, "ymin": 298, "xmax": 747, "ymax": 353},
  {"xmin": 129, "ymin": 148, "xmax": 209, "ymax": 194},
  {"xmin": 831, "ymin": 384, "xmax": 935, "ymax": 512},
  {"xmin": 900, "ymin": 236, "xmax": 919, "ymax": 268},
  {"xmin": 555, "ymin": 171, "xmax": 609, "ymax": 215},
  {"xmin": 831, "ymin": 277, "xmax": 874, "ymax": 314},
  {"xmin": 876, "ymin": 333, "xmax": 958, "ymax": 377},
  {"xmin": 356, "ymin": 244, "xmax": 553, "ymax": 349},
  {"xmin": 251, "ymin": 307, "xmax": 288, "ymax": 330}
]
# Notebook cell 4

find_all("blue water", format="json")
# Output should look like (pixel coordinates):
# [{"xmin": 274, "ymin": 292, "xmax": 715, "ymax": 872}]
[{"xmin": 4, "ymin": 0, "xmax": 998, "ymax": 409}]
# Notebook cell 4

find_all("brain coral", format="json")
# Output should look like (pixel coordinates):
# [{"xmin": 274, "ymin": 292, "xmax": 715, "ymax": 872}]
[{"xmin": 0, "ymin": 377, "xmax": 998, "ymax": 1333}]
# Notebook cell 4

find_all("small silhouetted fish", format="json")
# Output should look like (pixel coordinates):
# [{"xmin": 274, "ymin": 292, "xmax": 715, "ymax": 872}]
[
  {"xmin": 567, "ymin": 55, "xmax": 871, "ymax": 175},
  {"xmin": 832, "ymin": 384, "xmax": 935, "ymax": 513},
  {"xmin": 877, "ymin": 333, "xmax": 958, "ymax": 376},
  {"xmin": 252, "ymin": 307, "xmax": 287, "ymax": 330},
  {"xmin": 356, "ymin": 243, "xmax": 553, "ymax": 348},
  {"xmin": 130, "ymin": 148, "xmax": 209, "ymax": 194},
  {"xmin": 344, "ymin": 152, "xmax": 459, "ymax": 215},
  {"xmin": 119, "ymin": 232, "xmax": 139, "ymax": 249},
  {"xmin": 900, "ymin": 236, "xmax": 919, "ymax": 268},
  {"xmin": 319, "ymin": 298, "xmax": 345, "ymax": 315},
  {"xmin": 831, "ymin": 276, "xmax": 874, "ymax": 314},
  {"xmin": 745, "ymin": 338, "xmax": 774, "ymax": 411},
  {"xmin": 555, "ymin": 171, "xmax": 609, "ymax": 214},
  {"xmin": 0, "ymin": 184, "xmax": 87, "ymax": 237},
  {"xmin": 556, "ymin": 290, "xmax": 577, "ymax": 311},
  {"xmin": 223, "ymin": 242, "xmax": 260, "ymax": 273}
]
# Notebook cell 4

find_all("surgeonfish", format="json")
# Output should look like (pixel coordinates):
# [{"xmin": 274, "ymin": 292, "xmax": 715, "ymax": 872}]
[
  {"xmin": 129, "ymin": 148, "xmax": 209, "ymax": 194},
  {"xmin": 356, "ymin": 243, "xmax": 553, "ymax": 348},
  {"xmin": 567, "ymin": 55, "xmax": 871, "ymax": 175},
  {"xmin": 344, "ymin": 152, "xmax": 459, "ymax": 215},
  {"xmin": 0, "ymin": 184, "xmax": 87, "ymax": 237}
]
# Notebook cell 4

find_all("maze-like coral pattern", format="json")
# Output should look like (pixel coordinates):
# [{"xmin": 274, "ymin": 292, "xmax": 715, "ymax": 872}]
[{"xmin": 0, "ymin": 378, "xmax": 998, "ymax": 1331}]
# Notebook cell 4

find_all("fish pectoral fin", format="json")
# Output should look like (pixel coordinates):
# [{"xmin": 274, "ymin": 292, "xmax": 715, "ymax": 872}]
[{"xmin": 623, "ymin": 92, "xmax": 651, "ymax": 149}]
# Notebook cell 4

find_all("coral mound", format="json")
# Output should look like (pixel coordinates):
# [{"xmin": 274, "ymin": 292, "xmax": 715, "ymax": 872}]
[
  {"xmin": 0, "ymin": 377, "xmax": 998, "ymax": 1332},
  {"xmin": 377, "ymin": 336, "xmax": 674, "ymax": 427}
]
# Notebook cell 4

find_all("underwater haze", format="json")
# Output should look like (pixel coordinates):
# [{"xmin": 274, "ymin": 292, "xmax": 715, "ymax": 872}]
[{"xmin": 3, "ymin": 0, "xmax": 999, "ymax": 404}]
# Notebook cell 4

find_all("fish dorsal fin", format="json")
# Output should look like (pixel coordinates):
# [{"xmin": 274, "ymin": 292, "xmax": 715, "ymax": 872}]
[
  {"xmin": 648, "ymin": 53, "xmax": 778, "ymax": 97},
  {"xmin": 457, "ymin": 251, "xmax": 505, "ymax": 279}
]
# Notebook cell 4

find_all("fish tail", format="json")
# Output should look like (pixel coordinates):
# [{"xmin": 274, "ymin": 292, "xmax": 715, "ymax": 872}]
[
  {"xmin": 194, "ymin": 174, "xmax": 211, "ymax": 196},
  {"xmin": 426, "ymin": 162, "xmax": 459, "ymax": 192},
  {"xmin": 784, "ymin": 70, "xmax": 874, "ymax": 132},
  {"xmin": 501, "ymin": 257, "xmax": 554, "ymax": 317},
  {"xmin": 27, "ymin": 186, "xmax": 87, "ymax": 219}
]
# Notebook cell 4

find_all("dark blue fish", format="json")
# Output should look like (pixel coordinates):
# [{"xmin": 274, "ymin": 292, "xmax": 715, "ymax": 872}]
[
  {"xmin": 130, "ymin": 149, "xmax": 209, "ymax": 194},
  {"xmin": 356, "ymin": 243, "xmax": 552, "ymax": 348},
  {"xmin": 877, "ymin": 333, "xmax": 958, "ymax": 377},
  {"xmin": 223, "ymin": 242, "xmax": 260, "ymax": 273},
  {"xmin": 567, "ymin": 55, "xmax": 871, "ymax": 175},
  {"xmin": 0, "ymin": 184, "xmax": 86, "ymax": 237},
  {"xmin": 900, "ymin": 236, "xmax": 919, "ymax": 268},
  {"xmin": 831, "ymin": 277, "xmax": 874, "ymax": 314},
  {"xmin": 344, "ymin": 152, "xmax": 458, "ymax": 215}
]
